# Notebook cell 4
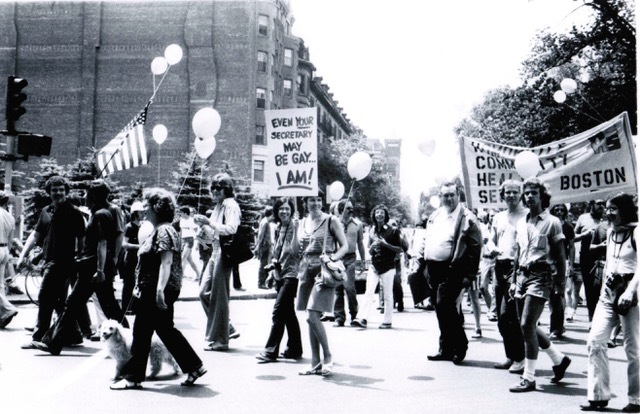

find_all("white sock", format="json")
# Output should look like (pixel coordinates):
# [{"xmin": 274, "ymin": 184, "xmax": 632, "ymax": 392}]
[
  {"xmin": 543, "ymin": 343, "xmax": 564, "ymax": 365},
  {"xmin": 523, "ymin": 358, "xmax": 537, "ymax": 381}
]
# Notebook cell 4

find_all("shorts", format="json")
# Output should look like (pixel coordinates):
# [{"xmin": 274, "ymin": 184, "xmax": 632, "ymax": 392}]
[
  {"xmin": 296, "ymin": 254, "xmax": 335, "ymax": 313},
  {"xmin": 182, "ymin": 236, "xmax": 194, "ymax": 248},
  {"xmin": 515, "ymin": 264, "xmax": 552, "ymax": 300}
]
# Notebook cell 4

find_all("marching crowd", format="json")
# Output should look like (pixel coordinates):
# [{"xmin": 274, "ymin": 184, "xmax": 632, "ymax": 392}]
[{"xmin": 0, "ymin": 173, "xmax": 638, "ymax": 412}]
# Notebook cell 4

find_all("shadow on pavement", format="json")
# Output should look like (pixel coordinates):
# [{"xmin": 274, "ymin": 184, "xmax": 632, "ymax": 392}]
[
  {"xmin": 137, "ymin": 383, "xmax": 219, "ymax": 398},
  {"xmin": 322, "ymin": 372, "xmax": 385, "ymax": 389}
]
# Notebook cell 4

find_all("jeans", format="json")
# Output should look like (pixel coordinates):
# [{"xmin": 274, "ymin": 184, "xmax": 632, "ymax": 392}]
[
  {"xmin": 333, "ymin": 253, "xmax": 358, "ymax": 323},
  {"xmin": 199, "ymin": 249, "xmax": 231, "ymax": 345},
  {"xmin": 264, "ymin": 277, "xmax": 302, "ymax": 358},
  {"xmin": 121, "ymin": 288, "xmax": 202, "ymax": 383},
  {"xmin": 42, "ymin": 258, "xmax": 128, "ymax": 352},
  {"xmin": 357, "ymin": 266, "xmax": 394, "ymax": 324},
  {"xmin": 257, "ymin": 247, "xmax": 271, "ymax": 287},
  {"xmin": 587, "ymin": 286, "xmax": 639, "ymax": 404},
  {"xmin": 494, "ymin": 260, "xmax": 524, "ymax": 362}
]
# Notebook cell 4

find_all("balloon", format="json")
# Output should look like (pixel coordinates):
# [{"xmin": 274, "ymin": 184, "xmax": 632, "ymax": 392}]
[
  {"xmin": 150, "ymin": 56, "xmax": 168, "ymax": 75},
  {"xmin": 560, "ymin": 78, "xmax": 577, "ymax": 94},
  {"xmin": 514, "ymin": 150, "xmax": 541, "ymax": 179},
  {"xmin": 164, "ymin": 44, "xmax": 183, "ymax": 65},
  {"xmin": 553, "ymin": 90, "xmax": 566, "ymax": 104},
  {"xmin": 347, "ymin": 151, "xmax": 372, "ymax": 181},
  {"xmin": 138, "ymin": 220, "xmax": 154, "ymax": 242},
  {"xmin": 328, "ymin": 181, "xmax": 345, "ymax": 201},
  {"xmin": 434, "ymin": 174, "xmax": 448, "ymax": 186},
  {"xmin": 418, "ymin": 138, "xmax": 436, "ymax": 156},
  {"xmin": 152, "ymin": 124, "xmax": 168, "ymax": 145},
  {"xmin": 429, "ymin": 195, "xmax": 441, "ymax": 209},
  {"xmin": 194, "ymin": 136, "xmax": 216, "ymax": 159},
  {"xmin": 192, "ymin": 107, "xmax": 222, "ymax": 138}
]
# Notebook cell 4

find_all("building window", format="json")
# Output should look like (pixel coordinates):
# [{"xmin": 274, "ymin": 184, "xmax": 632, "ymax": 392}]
[
  {"xmin": 284, "ymin": 79, "xmax": 292, "ymax": 96},
  {"xmin": 271, "ymin": 54, "xmax": 275, "ymax": 74},
  {"xmin": 296, "ymin": 74, "xmax": 306, "ymax": 94},
  {"xmin": 255, "ymin": 125, "xmax": 265, "ymax": 145},
  {"xmin": 253, "ymin": 160, "xmax": 265, "ymax": 183},
  {"xmin": 284, "ymin": 48, "xmax": 293, "ymax": 67},
  {"xmin": 256, "ymin": 87, "xmax": 266, "ymax": 109},
  {"xmin": 258, "ymin": 15, "xmax": 268, "ymax": 36},
  {"xmin": 257, "ymin": 51, "xmax": 268, "ymax": 72}
]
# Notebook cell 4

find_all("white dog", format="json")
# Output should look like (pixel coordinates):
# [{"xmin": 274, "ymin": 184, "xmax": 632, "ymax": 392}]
[{"xmin": 99, "ymin": 319, "xmax": 180, "ymax": 379}]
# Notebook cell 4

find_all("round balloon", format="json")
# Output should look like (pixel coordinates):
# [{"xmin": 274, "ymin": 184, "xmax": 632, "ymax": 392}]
[
  {"xmin": 194, "ymin": 136, "xmax": 216, "ymax": 159},
  {"xmin": 429, "ymin": 195, "xmax": 441, "ymax": 209},
  {"xmin": 138, "ymin": 220, "xmax": 154, "ymax": 242},
  {"xmin": 347, "ymin": 151, "xmax": 372, "ymax": 181},
  {"xmin": 192, "ymin": 107, "xmax": 222, "ymax": 138},
  {"xmin": 418, "ymin": 138, "xmax": 436, "ymax": 156},
  {"xmin": 329, "ymin": 181, "xmax": 345, "ymax": 201},
  {"xmin": 553, "ymin": 90, "xmax": 567, "ymax": 104},
  {"xmin": 150, "ymin": 56, "xmax": 168, "ymax": 75},
  {"xmin": 152, "ymin": 124, "xmax": 168, "ymax": 145},
  {"xmin": 514, "ymin": 150, "xmax": 541, "ymax": 179},
  {"xmin": 560, "ymin": 78, "xmax": 577, "ymax": 94},
  {"xmin": 164, "ymin": 44, "xmax": 183, "ymax": 65}
]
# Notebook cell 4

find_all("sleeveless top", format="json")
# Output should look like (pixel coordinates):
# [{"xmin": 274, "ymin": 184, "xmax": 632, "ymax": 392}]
[
  {"xmin": 605, "ymin": 226, "xmax": 637, "ymax": 276},
  {"xmin": 297, "ymin": 213, "xmax": 335, "ymax": 255}
]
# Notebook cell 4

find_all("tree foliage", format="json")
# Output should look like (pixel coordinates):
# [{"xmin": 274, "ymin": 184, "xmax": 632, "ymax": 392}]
[
  {"xmin": 318, "ymin": 131, "xmax": 412, "ymax": 225},
  {"xmin": 455, "ymin": 0, "xmax": 635, "ymax": 147}
]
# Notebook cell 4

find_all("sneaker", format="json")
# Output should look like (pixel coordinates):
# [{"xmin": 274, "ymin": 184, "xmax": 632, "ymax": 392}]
[
  {"xmin": 0, "ymin": 311, "xmax": 18, "ymax": 328},
  {"xmin": 229, "ymin": 330, "xmax": 241, "ymax": 340},
  {"xmin": 21, "ymin": 341, "xmax": 38, "ymax": 350},
  {"xmin": 487, "ymin": 313, "xmax": 498, "ymax": 322},
  {"xmin": 550, "ymin": 356, "xmax": 571, "ymax": 383},
  {"xmin": 509, "ymin": 377, "xmax": 536, "ymax": 392},
  {"xmin": 508, "ymin": 360, "xmax": 525, "ymax": 374},
  {"xmin": 352, "ymin": 319, "xmax": 367, "ymax": 328},
  {"xmin": 333, "ymin": 320, "xmax": 345, "ymax": 327},
  {"xmin": 472, "ymin": 329, "xmax": 482, "ymax": 339},
  {"xmin": 378, "ymin": 323, "xmax": 392, "ymax": 329},
  {"xmin": 320, "ymin": 315, "xmax": 335, "ymax": 322},
  {"xmin": 7, "ymin": 285, "xmax": 24, "ymax": 295},
  {"xmin": 622, "ymin": 403, "xmax": 640, "ymax": 413},
  {"xmin": 255, "ymin": 352, "xmax": 277, "ymax": 363}
]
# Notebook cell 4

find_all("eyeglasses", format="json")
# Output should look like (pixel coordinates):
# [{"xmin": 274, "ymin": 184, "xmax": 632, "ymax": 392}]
[{"xmin": 212, "ymin": 186, "xmax": 225, "ymax": 191}]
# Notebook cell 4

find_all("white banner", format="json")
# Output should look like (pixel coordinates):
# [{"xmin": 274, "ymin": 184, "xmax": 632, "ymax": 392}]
[
  {"xmin": 459, "ymin": 112, "xmax": 638, "ymax": 209},
  {"xmin": 265, "ymin": 107, "xmax": 318, "ymax": 197}
]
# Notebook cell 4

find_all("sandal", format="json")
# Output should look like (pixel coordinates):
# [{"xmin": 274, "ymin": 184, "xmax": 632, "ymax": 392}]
[
  {"xmin": 181, "ymin": 366, "xmax": 207, "ymax": 386},
  {"xmin": 320, "ymin": 362, "xmax": 334, "ymax": 376},
  {"xmin": 299, "ymin": 362, "xmax": 323, "ymax": 376},
  {"xmin": 110, "ymin": 379, "xmax": 142, "ymax": 390}
]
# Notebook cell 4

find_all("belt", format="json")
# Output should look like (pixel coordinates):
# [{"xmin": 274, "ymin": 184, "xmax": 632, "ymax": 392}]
[
  {"xmin": 519, "ymin": 261, "xmax": 550, "ymax": 273},
  {"xmin": 343, "ymin": 252, "xmax": 356, "ymax": 258},
  {"xmin": 0, "ymin": 243, "xmax": 7, "ymax": 247},
  {"xmin": 496, "ymin": 259, "xmax": 514, "ymax": 264}
]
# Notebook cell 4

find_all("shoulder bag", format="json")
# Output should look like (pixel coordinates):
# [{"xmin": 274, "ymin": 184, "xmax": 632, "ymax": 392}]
[{"xmin": 320, "ymin": 216, "xmax": 346, "ymax": 288}]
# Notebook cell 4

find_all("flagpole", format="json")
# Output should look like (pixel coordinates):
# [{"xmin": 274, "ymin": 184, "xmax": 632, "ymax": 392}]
[{"xmin": 176, "ymin": 152, "xmax": 198, "ymax": 202}]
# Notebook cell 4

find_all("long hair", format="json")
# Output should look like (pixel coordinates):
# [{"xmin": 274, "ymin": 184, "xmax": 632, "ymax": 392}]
[
  {"xmin": 143, "ymin": 188, "xmax": 176, "ymax": 224},
  {"xmin": 370, "ymin": 204, "xmax": 390, "ymax": 227},
  {"xmin": 608, "ymin": 192, "xmax": 638, "ymax": 224},
  {"xmin": 272, "ymin": 197, "xmax": 295, "ymax": 225},
  {"xmin": 521, "ymin": 177, "xmax": 551, "ymax": 209}
]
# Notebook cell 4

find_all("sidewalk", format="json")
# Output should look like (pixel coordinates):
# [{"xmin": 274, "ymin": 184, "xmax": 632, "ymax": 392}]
[{"xmin": 8, "ymin": 257, "xmax": 276, "ymax": 306}]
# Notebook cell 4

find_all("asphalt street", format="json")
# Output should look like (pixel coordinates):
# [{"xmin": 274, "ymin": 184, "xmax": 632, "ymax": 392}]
[{"xmin": 1, "ymin": 259, "xmax": 633, "ymax": 414}]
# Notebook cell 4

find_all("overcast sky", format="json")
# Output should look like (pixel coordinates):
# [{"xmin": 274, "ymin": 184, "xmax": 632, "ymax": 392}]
[{"xmin": 289, "ymin": 0, "xmax": 596, "ymax": 207}]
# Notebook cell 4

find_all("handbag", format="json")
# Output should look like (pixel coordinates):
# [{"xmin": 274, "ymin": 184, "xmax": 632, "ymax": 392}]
[
  {"xmin": 320, "ymin": 217, "xmax": 346, "ymax": 288},
  {"xmin": 606, "ymin": 273, "xmax": 638, "ymax": 315},
  {"xmin": 219, "ymin": 207, "xmax": 255, "ymax": 267}
]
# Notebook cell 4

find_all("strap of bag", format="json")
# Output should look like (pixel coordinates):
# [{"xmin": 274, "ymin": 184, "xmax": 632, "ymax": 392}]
[{"xmin": 322, "ymin": 215, "xmax": 332, "ymax": 255}]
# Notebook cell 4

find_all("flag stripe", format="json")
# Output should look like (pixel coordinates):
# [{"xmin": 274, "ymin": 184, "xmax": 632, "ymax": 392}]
[{"xmin": 96, "ymin": 103, "xmax": 149, "ymax": 177}]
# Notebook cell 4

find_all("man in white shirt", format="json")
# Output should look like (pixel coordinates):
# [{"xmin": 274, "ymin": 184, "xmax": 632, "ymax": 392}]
[{"xmin": 418, "ymin": 182, "xmax": 482, "ymax": 365}]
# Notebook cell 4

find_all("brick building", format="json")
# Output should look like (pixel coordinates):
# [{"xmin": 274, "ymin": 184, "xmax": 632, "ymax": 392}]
[{"xmin": 0, "ymin": 0, "xmax": 353, "ymax": 196}]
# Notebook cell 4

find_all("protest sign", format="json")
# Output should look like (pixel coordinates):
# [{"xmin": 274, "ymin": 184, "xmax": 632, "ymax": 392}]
[
  {"xmin": 459, "ymin": 112, "xmax": 637, "ymax": 209},
  {"xmin": 265, "ymin": 107, "xmax": 318, "ymax": 197}
]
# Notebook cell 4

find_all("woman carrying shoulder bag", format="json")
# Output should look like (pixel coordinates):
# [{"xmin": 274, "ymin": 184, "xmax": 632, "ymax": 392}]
[{"xmin": 581, "ymin": 193, "xmax": 639, "ymax": 412}]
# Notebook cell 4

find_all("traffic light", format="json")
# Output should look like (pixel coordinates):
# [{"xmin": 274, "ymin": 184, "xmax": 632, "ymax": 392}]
[
  {"xmin": 16, "ymin": 133, "xmax": 52, "ymax": 159},
  {"xmin": 6, "ymin": 75, "xmax": 28, "ymax": 130}
]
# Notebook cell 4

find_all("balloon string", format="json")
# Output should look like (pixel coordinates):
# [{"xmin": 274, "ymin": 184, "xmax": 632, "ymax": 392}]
[
  {"xmin": 198, "ymin": 158, "xmax": 205, "ymax": 212},
  {"xmin": 150, "ymin": 65, "xmax": 171, "ymax": 103},
  {"xmin": 562, "ymin": 102, "xmax": 603, "ymax": 123},
  {"xmin": 177, "ymin": 152, "xmax": 198, "ymax": 202},
  {"xmin": 575, "ymin": 92, "xmax": 607, "ymax": 121},
  {"xmin": 339, "ymin": 178, "xmax": 357, "ymax": 222}
]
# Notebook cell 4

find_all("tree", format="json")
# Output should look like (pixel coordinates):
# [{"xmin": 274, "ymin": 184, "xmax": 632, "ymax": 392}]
[
  {"xmin": 318, "ymin": 130, "xmax": 412, "ymax": 224},
  {"xmin": 168, "ymin": 149, "xmax": 215, "ymax": 215},
  {"xmin": 455, "ymin": 0, "xmax": 635, "ymax": 147}
]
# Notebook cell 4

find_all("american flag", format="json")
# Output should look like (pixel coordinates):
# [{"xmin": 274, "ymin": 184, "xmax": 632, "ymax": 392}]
[{"xmin": 96, "ymin": 102, "xmax": 149, "ymax": 177}]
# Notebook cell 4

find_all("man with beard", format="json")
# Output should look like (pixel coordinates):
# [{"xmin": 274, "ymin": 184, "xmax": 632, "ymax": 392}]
[
  {"xmin": 420, "ymin": 181, "xmax": 482, "ymax": 365},
  {"xmin": 18, "ymin": 176, "xmax": 86, "ymax": 347}
]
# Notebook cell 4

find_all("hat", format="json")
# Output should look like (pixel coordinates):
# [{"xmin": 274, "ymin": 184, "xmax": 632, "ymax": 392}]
[{"xmin": 130, "ymin": 201, "xmax": 145, "ymax": 213}]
